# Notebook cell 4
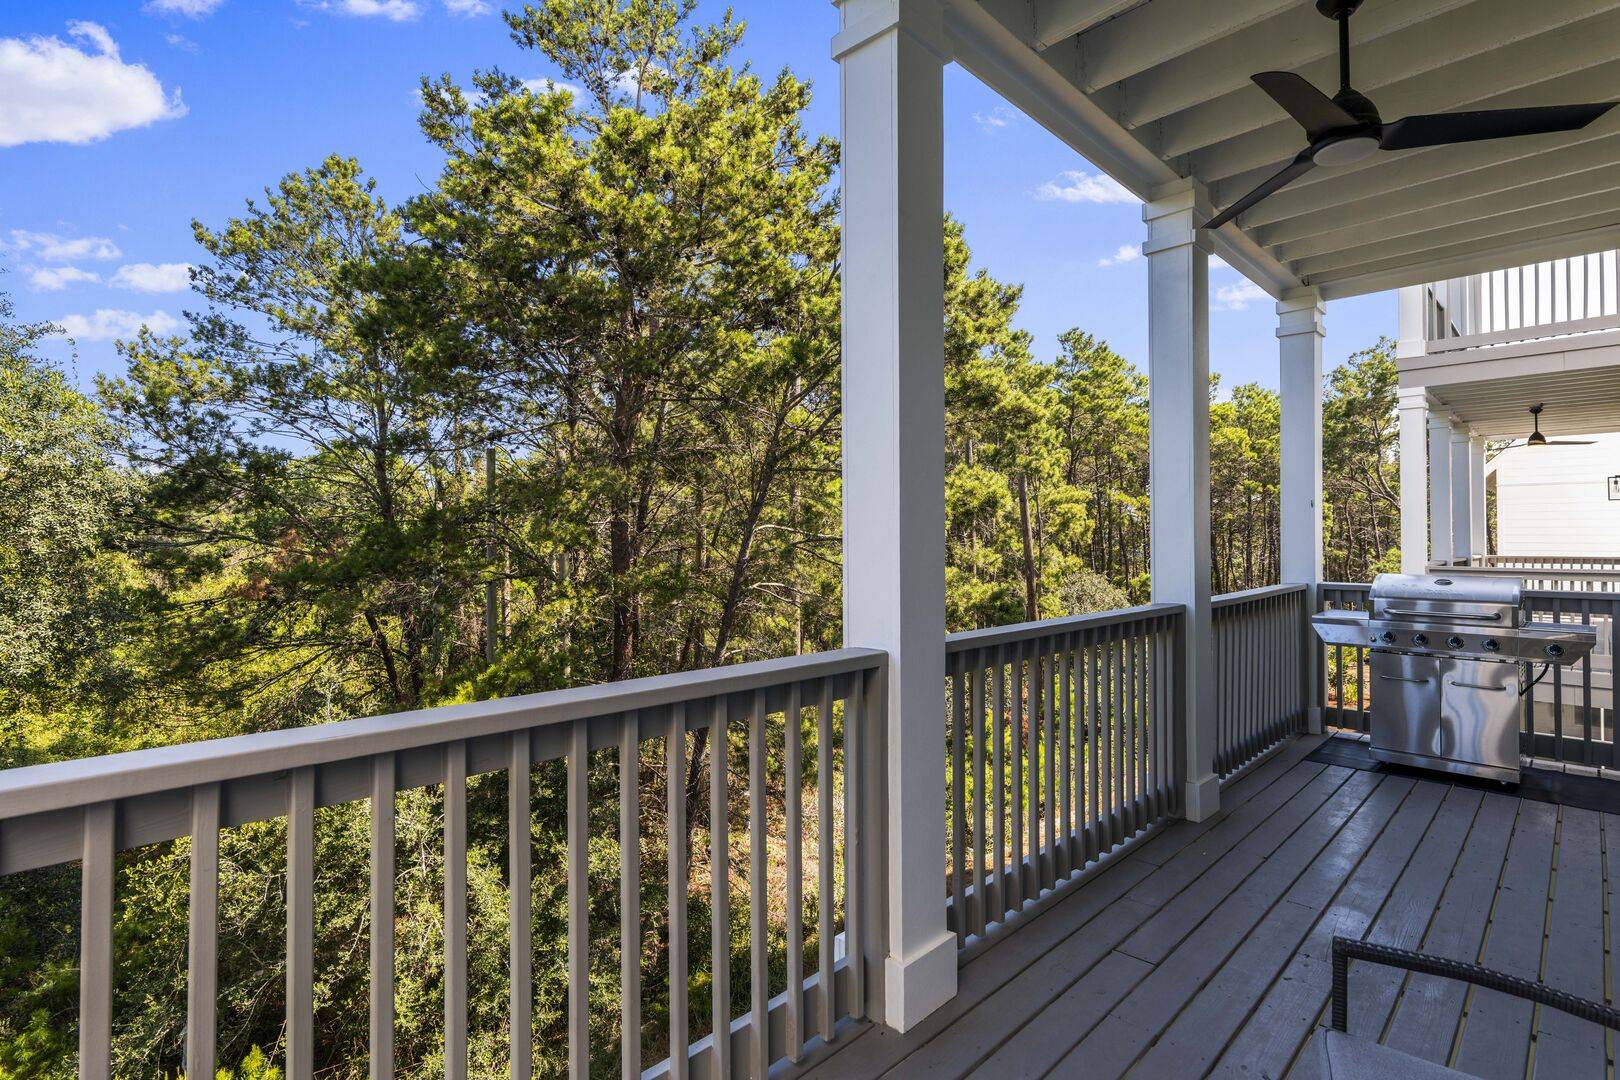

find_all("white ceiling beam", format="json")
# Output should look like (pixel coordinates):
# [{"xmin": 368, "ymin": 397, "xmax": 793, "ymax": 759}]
[
  {"xmin": 1032, "ymin": 0, "xmax": 1141, "ymax": 50},
  {"xmin": 1297, "ymin": 193, "xmax": 1620, "ymax": 278},
  {"xmin": 1305, "ymin": 205, "xmax": 1620, "ymax": 284},
  {"xmin": 1315, "ymin": 222, "xmax": 1620, "ymax": 300},
  {"xmin": 1186, "ymin": 8, "xmax": 1620, "ymax": 182},
  {"xmin": 1254, "ymin": 133, "xmax": 1620, "ymax": 247},
  {"xmin": 1275, "ymin": 166, "xmax": 1620, "ymax": 263},
  {"xmin": 1067, "ymin": 0, "xmax": 1295, "ymax": 91},
  {"xmin": 1218, "ymin": 60, "xmax": 1620, "ymax": 226},
  {"xmin": 945, "ymin": 0, "xmax": 1170, "ymax": 195},
  {"xmin": 1109, "ymin": 0, "xmax": 1483, "ymax": 130},
  {"xmin": 945, "ymin": 0, "xmax": 1306, "ymax": 297},
  {"xmin": 1156, "ymin": 0, "xmax": 1620, "ymax": 162}
]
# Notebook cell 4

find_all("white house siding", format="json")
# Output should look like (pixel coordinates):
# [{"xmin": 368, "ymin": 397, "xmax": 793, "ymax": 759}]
[{"xmin": 1492, "ymin": 433, "xmax": 1620, "ymax": 558}]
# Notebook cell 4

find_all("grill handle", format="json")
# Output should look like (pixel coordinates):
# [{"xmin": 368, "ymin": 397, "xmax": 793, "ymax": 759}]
[
  {"xmin": 1447, "ymin": 680, "xmax": 1509, "ymax": 693},
  {"xmin": 1381, "ymin": 608, "xmax": 1502, "ymax": 623},
  {"xmin": 1376, "ymin": 674, "xmax": 1430, "ymax": 685}
]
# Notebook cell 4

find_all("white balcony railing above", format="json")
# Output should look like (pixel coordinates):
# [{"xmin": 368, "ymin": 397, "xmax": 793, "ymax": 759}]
[{"xmin": 1425, "ymin": 250, "xmax": 1620, "ymax": 354}]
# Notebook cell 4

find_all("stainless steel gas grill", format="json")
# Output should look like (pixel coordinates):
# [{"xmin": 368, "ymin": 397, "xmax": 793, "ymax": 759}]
[{"xmin": 1311, "ymin": 573, "xmax": 1598, "ymax": 782}]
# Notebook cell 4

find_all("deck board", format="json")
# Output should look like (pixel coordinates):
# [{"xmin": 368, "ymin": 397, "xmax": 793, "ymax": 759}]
[
  {"xmin": 795, "ymin": 737, "xmax": 1618, "ymax": 1080},
  {"xmin": 1046, "ymin": 771, "xmax": 1394, "ymax": 1077},
  {"xmin": 1380, "ymin": 791, "xmax": 1520, "ymax": 1064},
  {"xmin": 1129, "ymin": 777, "xmax": 1445, "ymax": 1077},
  {"xmin": 1532, "ymin": 806, "xmax": 1606, "ymax": 1077},
  {"xmin": 1207, "ymin": 782, "xmax": 1484, "ymax": 1079},
  {"xmin": 1451, "ymin": 799, "xmax": 1558, "ymax": 1080},
  {"xmin": 797, "ymin": 735, "xmax": 1325, "ymax": 1080}
]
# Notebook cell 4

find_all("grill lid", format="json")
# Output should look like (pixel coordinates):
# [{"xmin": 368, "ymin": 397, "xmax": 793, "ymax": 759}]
[
  {"xmin": 1368, "ymin": 572, "xmax": 1522, "ymax": 607},
  {"xmin": 1367, "ymin": 572, "xmax": 1522, "ymax": 627}
]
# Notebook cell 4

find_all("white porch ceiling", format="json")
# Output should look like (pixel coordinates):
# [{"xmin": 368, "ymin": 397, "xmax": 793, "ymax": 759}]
[
  {"xmin": 952, "ymin": 0, "xmax": 1620, "ymax": 299},
  {"xmin": 1429, "ymin": 366, "xmax": 1620, "ymax": 437}
]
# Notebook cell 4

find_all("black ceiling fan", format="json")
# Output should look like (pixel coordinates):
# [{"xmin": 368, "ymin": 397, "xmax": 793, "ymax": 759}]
[
  {"xmin": 1525, "ymin": 404, "xmax": 1595, "ymax": 447},
  {"xmin": 1204, "ymin": 0, "xmax": 1618, "ymax": 230}
]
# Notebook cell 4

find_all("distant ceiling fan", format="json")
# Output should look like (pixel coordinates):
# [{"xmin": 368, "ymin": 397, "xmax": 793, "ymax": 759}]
[
  {"xmin": 1525, "ymin": 404, "xmax": 1594, "ymax": 447},
  {"xmin": 1204, "ymin": 0, "xmax": 1618, "ymax": 230}
]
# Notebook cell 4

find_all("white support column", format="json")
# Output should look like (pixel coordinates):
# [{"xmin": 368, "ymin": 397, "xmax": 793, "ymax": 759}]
[
  {"xmin": 1450, "ymin": 425, "xmax": 1473, "ymax": 565},
  {"xmin": 833, "ymin": 0, "xmax": 956, "ymax": 1033},
  {"xmin": 1276, "ymin": 288, "xmax": 1324, "ymax": 733},
  {"xmin": 1145, "ymin": 178, "xmax": 1218, "ymax": 822},
  {"xmin": 1428, "ymin": 412, "xmax": 1455, "ymax": 567},
  {"xmin": 1397, "ymin": 388, "xmax": 1430, "ymax": 575},
  {"xmin": 1277, "ymin": 290, "xmax": 1325, "ymax": 585},
  {"xmin": 1395, "ymin": 288, "xmax": 1432, "ymax": 577},
  {"xmin": 1469, "ymin": 435, "xmax": 1488, "ymax": 560},
  {"xmin": 1397, "ymin": 285, "xmax": 1428, "ymax": 359}
]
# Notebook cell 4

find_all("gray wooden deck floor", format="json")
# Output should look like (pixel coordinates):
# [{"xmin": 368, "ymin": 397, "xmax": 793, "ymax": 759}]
[{"xmin": 801, "ymin": 735, "xmax": 1616, "ymax": 1080}]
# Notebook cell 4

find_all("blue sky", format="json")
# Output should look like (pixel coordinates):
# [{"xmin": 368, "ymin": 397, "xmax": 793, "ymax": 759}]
[{"xmin": 1, "ymin": 0, "xmax": 1393, "ymax": 392}]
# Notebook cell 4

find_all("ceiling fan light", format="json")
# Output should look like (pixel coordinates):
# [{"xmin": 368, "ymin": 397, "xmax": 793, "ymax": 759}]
[
  {"xmin": 1528, "ymin": 429, "xmax": 1548, "ymax": 446},
  {"xmin": 1313, "ymin": 135, "xmax": 1381, "ymax": 166}
]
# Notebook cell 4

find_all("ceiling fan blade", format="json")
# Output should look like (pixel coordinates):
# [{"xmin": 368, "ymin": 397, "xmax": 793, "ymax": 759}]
[
  {"xmin": 1252, "ymin": 71, "xmax": 1359, "ymax": 140},
  {"xmin": 1205, "ymin": 150, "xmax": 1316, "ymax": 230},
  {"xmin": 1380, "ymin": 102, "xmax": 1617, "ymax": 150},
  {"xmin": 1547, "ymin": 440, "xmax": 1598, "ymax": 446}
]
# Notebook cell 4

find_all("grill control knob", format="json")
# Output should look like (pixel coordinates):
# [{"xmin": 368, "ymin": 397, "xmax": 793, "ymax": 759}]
[
  {"xmin": 1411, "ymin": 633, "xmax": 1429, "ymax": 647},
  {"xmin": 1482, "ymin": 638, "xmax": 1500, "ymax": 652},
  {"xmin": 1447, "ymin": 636, "xmax": 1465, "ymax": 649},
  {"xmin": 1380, "ymin": 631, "xmax": 1396, "ymax": 644},
  {"xmin": 1546, "ymin": 643, "xmax": 1566, "ymax": 660}
]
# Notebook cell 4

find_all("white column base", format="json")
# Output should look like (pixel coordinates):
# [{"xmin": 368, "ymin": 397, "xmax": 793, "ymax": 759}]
[
  {"xmin": 1184, "ymin": 773, "xmax": 1222, "ymax": 823},
  {"xmin": 1306, "ymin": 705, "xmax": 1324, "ymax": 736},
  {"xmin": 882, "ymin": 927, "xmax": 957, "ymax": 1032}
]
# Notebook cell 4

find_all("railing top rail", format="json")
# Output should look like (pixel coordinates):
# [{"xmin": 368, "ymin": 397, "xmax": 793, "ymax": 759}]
[
  {"xmin": 1524, "ymin": 588, "xmax": 1620, "ymax": 605},
  {"xmin": 1425, "ymin": 313, "xmax": 1620, "ymax": 355},
  {"xmin": 0, "ymin": 647, "xmax": 885, "ymax": 823},
  {"xmin": 944, "ymin": 602, "xmax": 1183, "ymax": 654},
  {"xmin": 1318, "ymin": 581, "xmax": 1373, "ymax": 592},
  {"xmin": 1477, "ymin": 554, "xmax": 1620, "ymax": 566},
  {"xmin": 1211, "ymin": 583, "xmax": 1309, "ymax": 609},
  {"xmin": 1434, "ymin": 565, "xmax": 1620, "ymax": 584}
]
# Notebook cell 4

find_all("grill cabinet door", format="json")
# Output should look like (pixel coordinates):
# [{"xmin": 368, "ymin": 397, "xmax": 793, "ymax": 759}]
[
  {"xmin": 1438, "ymin": 657, "xmax": 1522, "ymax": 774},
  {"xmin": 1370, "ymin": 651, "xmax": 1442, "ymax": 761}
]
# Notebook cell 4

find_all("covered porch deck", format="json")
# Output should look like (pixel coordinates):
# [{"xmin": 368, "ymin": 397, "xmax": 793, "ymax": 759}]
[{"xmin": 802, "ymin": 735, "xmax": 1614, "ymax": 1079}]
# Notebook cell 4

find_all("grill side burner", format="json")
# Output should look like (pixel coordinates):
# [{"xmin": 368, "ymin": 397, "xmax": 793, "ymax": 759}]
[{"xmin": 1311, "ymin": 573, "xmax": 1598, "ymax": 782}]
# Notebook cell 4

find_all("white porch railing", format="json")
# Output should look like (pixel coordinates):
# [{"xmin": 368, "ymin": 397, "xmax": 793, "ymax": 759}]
[
  {"xmin": 0, "ymin": 648, "xmax": 886, "ymax": 1080},
  {"xmin": 1425, "ymin": 250, "xmax": 1620, "ymax": 352},
  {"xmin": 943, "ymin": 605, "xmax": 1183, "ymax": 953},
  {"xmin": 1469, "ymin": 554, "xmax": 1620, "ymax": 571}
]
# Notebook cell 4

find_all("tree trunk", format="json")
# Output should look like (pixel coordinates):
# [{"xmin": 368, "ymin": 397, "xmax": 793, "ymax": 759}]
[{"xmin": 1017, "ymin": 472, "xmax": 1038, "ymax": 621}]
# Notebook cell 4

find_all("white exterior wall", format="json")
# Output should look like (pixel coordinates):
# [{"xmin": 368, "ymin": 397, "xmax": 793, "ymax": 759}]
[{"xmin": 1492, "ymin": 433, "xmax": 1620, "ymax": 557}]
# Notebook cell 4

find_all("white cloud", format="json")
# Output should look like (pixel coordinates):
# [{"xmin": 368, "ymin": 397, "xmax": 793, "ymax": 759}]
[
  {"xmin": 335, "ymin": 0, "xmax": 421, "ymax": 20},
  {"xmin": 8, "ymin": 229, "xmax": 122, "ymax": 261},
  {"xmin": 111, "ymin": 262, "xmax": 193, "ymax": 293},
  {"xmin": 520, "ymin": 77, "xmax": 583, "ymax": 99},
  {"xmin": 443, "ymin": 0, "xmax": 491, "ymax": 13},
  {"xmin": 1213, "ymin": 280, "xmax": 1268, "ymax": 311},
  {"xmin": 1035, "ymin": 170, "xmax": 1138, "ymax": 205},
  {"xmin": 68, "ymin": 21, "xmax": 118, "ymax": 56},
  {"xmin": 1210, "ymin": 254, "xmax": 1230, "ymax": 270},
  {"xmin": 56, "ymin": 308, "xmax": 182, "ymax": 342},
  {"xmin": 144, "ymin": 0, "xmax": 224, "ymax": 16},
  {"xmin": 165, "ymin": 33, "xmax": 201, "ymax": 52},
  {"xmin": 1097, "ymin": 244, "xmax": 1141, "ymax": 268},
  {"xmin": 0, "ymin": 22, "xmax": 186, "ymax": 147},
  {"xmin": 973, "ymin": 106, "xmax": 1016, "ymax": 133},
  {"xmin": 28, "ymin": 266, "xmax": 100, "ymax": 291}
]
